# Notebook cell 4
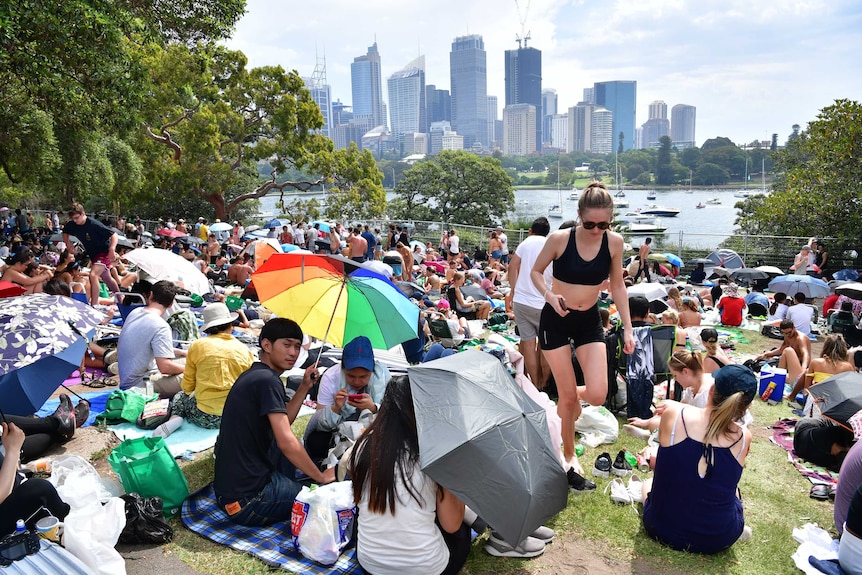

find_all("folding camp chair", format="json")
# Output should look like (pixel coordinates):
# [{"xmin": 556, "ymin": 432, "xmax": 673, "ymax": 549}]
[
  {"xmin": 428, "ymin": 318, "xmax": 458, "ymax": 348},
  {"xmin": 446, "ymin": 287, "xmax": 477, "ymax": 321},
  {"xmin": 115, "ymin": 292, "xmax": 146, "ymax": 321},
  {"xmin": 608, "ymin": 324, "xmax": 677, "ymax": 419}
]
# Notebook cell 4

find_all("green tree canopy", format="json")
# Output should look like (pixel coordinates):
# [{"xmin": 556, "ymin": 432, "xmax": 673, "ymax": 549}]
[
  {"xmin": 390, "ymin": 150, "xmax": 514, "ymax": 226},
  {"xmin": 139, "ymin": 44, "xmax": 383, "ymax": 220},
  {"xmin": 737, "ymin": 99, "xmax": 862, "ymax": 246},
  {"xmin": 655, "ymin": 136, "xmax": 674, "ymax": 185}
]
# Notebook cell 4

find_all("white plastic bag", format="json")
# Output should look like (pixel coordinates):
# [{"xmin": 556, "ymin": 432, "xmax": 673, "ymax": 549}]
[
  {"xmin": 576, "ymin": 405, "xmax": 619, "ymax": 445},
  {"xmin": 50, "ymin": 455, "xmax": 127, "ymax": 575},
  {"xmin": 290, "ymin": 481, "xmax": 356, "ymax": 565}
]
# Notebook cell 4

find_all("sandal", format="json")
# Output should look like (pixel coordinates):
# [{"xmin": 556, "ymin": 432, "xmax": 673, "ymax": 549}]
[
  {"xmin": 810, "ymin": 484, "xmax": 829, "ymax": 501},
  {"xmin": 82, "ymin": 377, "xmax": 116, "ymax": 389}
]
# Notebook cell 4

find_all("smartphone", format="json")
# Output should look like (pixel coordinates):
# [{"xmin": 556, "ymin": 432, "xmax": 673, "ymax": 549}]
[{"xmin": 348, "ymin": 394, "xmax": 364, "ymax": 401}]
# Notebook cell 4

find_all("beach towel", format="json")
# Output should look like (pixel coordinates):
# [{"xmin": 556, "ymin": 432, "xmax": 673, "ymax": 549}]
[
  {"xmin": 770, "ymin": 418, "xmax": 839, "ymax": 485},
  {"xmin": 110, "ymin": 421, "xmax": 220, "ymax": 455},
  {"xmin": 36, "ymin": 390, "xmax": 113, "ymax": 427},
  {"xmin": 181, "ymin": 484, "xmax": 362, "ymax": 574}
]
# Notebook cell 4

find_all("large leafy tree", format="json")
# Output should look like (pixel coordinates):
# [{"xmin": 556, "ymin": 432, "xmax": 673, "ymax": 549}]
[
  {"xmin": 654, "ymin": 136, "xmax": 674, "ymax": 185},
  {"xmin": 389, "ymin": 150, "xmax": 514, "ymax": 226},
  {"xmin": 140, "ymin": 45, "xmax": 383, "ymax": 220},
  {"xmin": 736, "ymin": 99, "xmax": 862, "ymax": 246},
  {"xmin": 0, "ymin": 0, "xmax": 245, "ymax": 204}
]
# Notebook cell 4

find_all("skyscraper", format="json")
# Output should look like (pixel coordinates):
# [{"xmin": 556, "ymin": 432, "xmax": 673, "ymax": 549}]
[
  {"xmin": 426, "ymin": 85, "xmax": 451, "ymax": 124},
  {"xmin": 502, "ymin": 103, "xmax": 536, "ymax": 157},
  {"xmin": 671, "ymin": 104, "xmax": 697, "ymax": 148},
  {"xmin": 568, "ymin": 102, "xmax": 596, "ymax": 152},
  {"xmin": 304, "ymin": 55, "xmax": 332, "ymax": 138},
  {"xmin": 641, "ymin": 99, "xmax": 669, "ymax": 148},
  {"xmin": 351, "ymin": 42, "xmax": 386, "ymax": 129},
  {"xmin": 504, "ymin": 45, "xmax": 542, "ymax": 151},
  {"xmin": 541, "ymin": 88, "xmax": 557, "ymax": 145},
  {"xmin": 487, "ymin": 95, "xmax": 498, "ymax": 148},
  {"xmin": 450, "ymin": 34, "xmax": 488, "ymax": 150},
  {"xmin": 387, "ymin": 56, "xmax": 426, "ymax": 150},
  {"xmin": 590, "ymin": 108, "xmax": 613, "ymax": 154},
  {"xmin": 593, "ymin": 81, "xmax": 636, "ymax": 151}
]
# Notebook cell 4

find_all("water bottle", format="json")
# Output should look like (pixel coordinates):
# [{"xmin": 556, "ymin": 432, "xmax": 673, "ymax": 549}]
[
  {"xmin": 14, "ymin": 519, "xmax": 26, "ymax": 534},
  {"xmin": 575, "ymin": 444, "xmax": 585, "ymax": 457},
  {"xmin": 143, "ymin": 375, "xmax": 153, "ymax": 397}
]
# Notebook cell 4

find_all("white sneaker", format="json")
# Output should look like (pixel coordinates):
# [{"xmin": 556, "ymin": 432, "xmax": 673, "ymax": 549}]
[
  {"xmin": 605, "ymin": 477, "xmax": 632, "ymax": 505},
  {"xmin": 627, "ymin": 474, "xmax": 644, "ymax": 503}
]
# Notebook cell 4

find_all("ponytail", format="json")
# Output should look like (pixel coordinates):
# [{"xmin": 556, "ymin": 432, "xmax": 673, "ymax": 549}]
[{"xmin": 704, "ymin": 391, "xmax": 749, "ymax": 446}]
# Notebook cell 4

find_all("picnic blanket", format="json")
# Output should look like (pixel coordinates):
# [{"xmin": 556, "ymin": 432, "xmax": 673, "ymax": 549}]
[
  {"xmin": 181, "ymin": 484, "xmax": 362, "ymax": 574},
  {"xmin": 36, "ymin": 389, "xmax": 113, "ymax": 427},
  {"xmin": 111, "ymin": 421, "xmax": 220, "ymax": 455},
  {"xmin": 770, "ymin": 418, "xmax": 839, "ymax": 485}
]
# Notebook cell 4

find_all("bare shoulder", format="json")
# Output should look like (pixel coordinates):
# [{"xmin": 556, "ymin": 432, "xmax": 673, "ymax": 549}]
[{"xmin": 607, "ymin": 231, "xmax": 625, "ymax": 251}]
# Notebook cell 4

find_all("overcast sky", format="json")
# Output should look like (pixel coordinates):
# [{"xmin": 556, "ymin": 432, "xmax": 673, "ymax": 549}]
[{"xmin": 226, "ymin": 0, "xmax": 862, "ymax": 147}]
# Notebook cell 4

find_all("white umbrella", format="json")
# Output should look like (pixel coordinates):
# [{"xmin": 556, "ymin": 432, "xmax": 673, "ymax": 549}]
[
  {"xmin": 834, "ymin": 282, "xmax": 862, "ymax": 301},
  {"xmin": 627, "ymin": 282, "xmax": 668, "ymax": 302},
  {"xmin": 755, "ymin": 265, "xmax": 785, "ymax": 276},
  {"xmin": 124, "ymin": 248, "xmax": 211, "ymax": 295},
  {"xmin": 209, "ymin": 222, "xmax": 233, "ymax": 232}
]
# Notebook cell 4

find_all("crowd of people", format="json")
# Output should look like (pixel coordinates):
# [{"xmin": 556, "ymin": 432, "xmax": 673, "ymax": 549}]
[{"xmin": 2, "ymin": 187, "xmax": 862, "ymax": 573}]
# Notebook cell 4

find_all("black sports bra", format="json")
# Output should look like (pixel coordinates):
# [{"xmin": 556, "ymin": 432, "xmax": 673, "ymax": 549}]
[{"xmin": 552, "ymin": 229, "xmax": 611, "ymax": 285}]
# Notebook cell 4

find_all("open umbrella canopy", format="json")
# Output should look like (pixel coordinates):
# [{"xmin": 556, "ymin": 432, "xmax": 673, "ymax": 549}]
[
  {"xmin": 730, "ymin": 268, "xmax": 770, "ymax": 282},
  {"xmin": 311, "ymin": 220, "xmax": 333, "ymax": 233},
  {"xmin": 208, "ymin": 221, "xmax": 233, "ymax": 233},
  {"xmin": 755, "ymin": 265, "xmax": 785, "ymax": 276},
  {"xmin": 834, "ymin": 269, "xmax": 861, "ymax": 282},
  {"xmin": 0, "ymin": 280, "xmax": 26, "ymax": 298},
  {"xmin": 707, "ymin": 266, "xmax": 732, "ymax": 279},
  {"xmin": 252, "ymin": 253, "xmax": 420, "ymax": 349},
  {"xmin": 768, "ymin": 274, "xmax": 831, "ymax": 299},
  {"xmin": 807, "ymin": 372, "xmax": 862, "ymax": 429},
  {"xmin": 408, "ymin": 351, "xmax": 568, "ymax": 546},
  {"xmin": 156, "ymin": 228, "xmax": 187, "ymax": 239},
  {"xmin": 0, "ymin": 294, "xmax": 105, "ymax": 415},
  {"xmin": 627, "ymin": 282, "xmax": 669, "ymax": 302},
  {"xmin": 687, "ymin": 258, "xmax": 714, "ymax": 266},
  {"xmin": 264, "ymin": 218, "xmax": 288, "ymax": 230},
  {"xmin": 124, "ymin": 247, "xmax": 211, "ymax": 295},
  {"xmin": 835, "ymin": 282, "xmax": 862, "ymax": 301},
  {"xmin": 241, "ymin": 238, "xmax": 283, "ymax": 269}
]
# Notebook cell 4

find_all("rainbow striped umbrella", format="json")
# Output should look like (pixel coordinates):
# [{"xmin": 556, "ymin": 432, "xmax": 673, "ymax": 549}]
[{"xmin": 252, "ymin": 253, "xmax": 420, "ymax": 349}]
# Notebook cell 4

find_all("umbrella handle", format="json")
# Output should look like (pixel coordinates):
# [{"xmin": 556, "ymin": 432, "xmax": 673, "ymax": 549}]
[{"xmin": 313, "ymin": 279, "xmax": 347, "ymax": 371}]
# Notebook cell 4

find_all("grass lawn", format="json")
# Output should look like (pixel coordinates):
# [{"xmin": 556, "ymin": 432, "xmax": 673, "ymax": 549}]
[{"xmin": 166, "ymin": 330, "xmax": 836, "ymax": 574}]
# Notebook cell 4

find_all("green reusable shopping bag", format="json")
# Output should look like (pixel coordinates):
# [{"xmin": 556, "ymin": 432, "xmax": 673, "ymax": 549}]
[
  {"xmin": 96, "ymin": 389, "xmax": 155, "ymax": 424},
  {"xmin": 108, "ymin": 437, "xmax": 190, "ymax": 517}
]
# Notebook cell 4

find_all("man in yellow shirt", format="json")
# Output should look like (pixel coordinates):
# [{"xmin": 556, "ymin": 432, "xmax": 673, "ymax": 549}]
[
  {"xmin": 198, "ymin": 217, "xmax": 210, "ymax": 242},
  {"xmin": 155, "ymin": 302, "xmax": 255, "ymax": 437}
]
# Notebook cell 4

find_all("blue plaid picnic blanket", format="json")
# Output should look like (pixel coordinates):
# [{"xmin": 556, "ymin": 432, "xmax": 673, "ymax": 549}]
[{"xmin": 181, "ymin": 484, "xmax": 363, "ymax": 574}]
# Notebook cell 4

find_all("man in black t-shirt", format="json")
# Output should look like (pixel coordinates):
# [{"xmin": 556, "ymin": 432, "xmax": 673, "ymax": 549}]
[
  {"xmin": 63, "ymin": 202, "xmax": 119, "ymax": 304},
  {"xmin": 213, "ymin": 319, "xmax": 335, "ymax": 526}
]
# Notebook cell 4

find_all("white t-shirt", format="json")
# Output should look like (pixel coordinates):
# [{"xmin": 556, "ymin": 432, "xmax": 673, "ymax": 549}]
[
  {"xmin": 357, "ymin": 458, "xmax": 449, "ymax": 575},
  {"xmin": 512, "ymin": 235, "xmax": 551, "ymax": 309},
  {"xmin": 448, "ymin": 234, "xmax": 459, "ymax": 254},
  {"xmin": 498, "ymin": 231, "xmax": 508, "ymax": 254},
  {"xmin": 117, "ymin": 307, "xmax": 176, "ymax": 389},
  {"xmin": 786, "ymin": 303, "xmax": 815, "ymax": 335}
]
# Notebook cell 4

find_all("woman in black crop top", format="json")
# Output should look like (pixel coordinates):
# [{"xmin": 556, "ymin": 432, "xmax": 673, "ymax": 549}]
[{"xmin": 530, "ymin": 181, "xmax": 635, "ymax": 484}]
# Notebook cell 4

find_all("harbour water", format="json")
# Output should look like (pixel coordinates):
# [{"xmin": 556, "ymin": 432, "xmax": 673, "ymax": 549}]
[{"xmin": 259, "ymin": 187, "xmax": 749, "ymax": 249}]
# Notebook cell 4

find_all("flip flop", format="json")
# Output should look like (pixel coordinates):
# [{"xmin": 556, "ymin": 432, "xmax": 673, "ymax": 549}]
[
  {"xmin": 810, "ymin": 484, "xmax": 829, "ymax": 501},
  {"xmin": 82, "ymin": 378, "xmax": 116, "ymax": 389}
]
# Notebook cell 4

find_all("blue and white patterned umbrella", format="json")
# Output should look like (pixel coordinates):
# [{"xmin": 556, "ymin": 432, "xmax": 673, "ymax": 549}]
[{"xmin": 0, "ymin": 294, "xmax": 105, "ymax": 415}]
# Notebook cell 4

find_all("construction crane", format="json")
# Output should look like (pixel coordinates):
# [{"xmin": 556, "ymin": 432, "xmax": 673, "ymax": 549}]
[{"xmin": 514, "ymin": 0, "xmax": 531, "ymax": 48}]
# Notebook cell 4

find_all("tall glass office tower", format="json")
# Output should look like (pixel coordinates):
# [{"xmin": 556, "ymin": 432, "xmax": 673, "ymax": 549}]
[
  {"xmin": 450, "ymin": 34, "xmax": 488, "ymax": 150},
  {"xmin": 593, "ymin": 81, "xmax": 637, "ymax": 151},
  {"xmin": 387, "ymin": 56, "xmax": 426, "ymax": 143},
  {"xmin": 504, "ymin": 45, "xmax": 542, "ymax": 152},
  {"xmin": 351, "ymin": 42, "xmax": 386, "ymax": 129}
]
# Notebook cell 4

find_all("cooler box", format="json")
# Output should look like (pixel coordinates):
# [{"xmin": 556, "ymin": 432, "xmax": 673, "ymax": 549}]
[
  {"xmin": 758, "ymin": 367, "xmax": 787, "ymax": 402},
  {"xmin": 382, "ymin": 253, "xmax": 403, "ymax": 277}
]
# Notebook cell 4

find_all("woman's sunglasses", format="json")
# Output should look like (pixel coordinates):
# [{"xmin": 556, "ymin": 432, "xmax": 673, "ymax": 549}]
[{"xmin": 582, "ymin": 221, "xmax": 611, "ymax": 230}]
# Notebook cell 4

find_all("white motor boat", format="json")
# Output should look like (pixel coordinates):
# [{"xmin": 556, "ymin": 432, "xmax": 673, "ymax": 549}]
[
  {"xmin": 640, "ymin": 204, "xmax": 680, "ymax": 217},
  {"xmin": 568, "ymin": 190, "xmax": 579, "ymax": 201},
  {"xmin": 613, "ymin": 197, "xmax": 630, "ymax": 208},
  {"xmin": 628, "ymin": 219, "xmax": 667, "ymax": 233}
]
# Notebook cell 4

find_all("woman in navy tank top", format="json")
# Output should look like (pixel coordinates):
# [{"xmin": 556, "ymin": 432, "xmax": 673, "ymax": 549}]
[{"xmin": 530, "ymin": 181, "xmax": 635, "ymax": 484}]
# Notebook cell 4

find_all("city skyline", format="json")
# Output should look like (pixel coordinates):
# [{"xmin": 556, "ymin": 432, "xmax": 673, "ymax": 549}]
[{"xmin": 226, "ymin": 0, "xmax": 861, "ymax": 148}]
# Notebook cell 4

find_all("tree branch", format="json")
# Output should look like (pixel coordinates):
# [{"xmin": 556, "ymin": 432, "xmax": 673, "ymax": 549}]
[
  {"xmin": 225, "ymin": 174, "xmax": 325, "ymax": 214},
  {"xmin": 142, "ymin": 104, "xmax": 198, "ymax": 165}
]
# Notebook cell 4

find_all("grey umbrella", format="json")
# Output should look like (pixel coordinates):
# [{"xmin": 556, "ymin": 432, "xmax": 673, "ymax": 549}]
[{"xmin": 408, "ymin": 350, "xmax": 568, "ymax": 546}]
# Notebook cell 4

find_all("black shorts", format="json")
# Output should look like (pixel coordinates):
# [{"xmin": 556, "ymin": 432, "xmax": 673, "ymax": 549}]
[{"xmin": 539, "ymin": 303, "xmax": 604, "ymax": 350}]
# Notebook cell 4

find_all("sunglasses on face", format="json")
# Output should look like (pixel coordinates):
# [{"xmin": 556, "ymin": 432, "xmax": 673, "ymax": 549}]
[{"xmin": 582, "ymin": 221, "xmax": 611, "ymax": 230}]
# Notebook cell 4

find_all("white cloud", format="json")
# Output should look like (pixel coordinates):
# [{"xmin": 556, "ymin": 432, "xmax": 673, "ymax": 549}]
[{"xmin": 225, "ymin": 0, "xmax": 862, "ymax": 145}]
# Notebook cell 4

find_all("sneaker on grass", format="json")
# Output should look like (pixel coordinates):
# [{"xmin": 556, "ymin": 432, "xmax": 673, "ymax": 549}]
[
  {"xmin": 530, "ymin": 525, "xmax": 555, "ymax": 544},
  {"xmin": 567, "ymin": 467, "xmax": 597, "ymax": 494},
  {"xmin": 593, "ymin": 452, "xmax": 612, "ymax": 478},
  {"xmin": 484, "ymin": 532, "xmax": 545, "ymax": 558},
  {"xmin": 611, "ymin": 450, "xmax": 633, "ymax": 477},
  {"xmin": 627, "ymin": 474, "xmax": 644, "ymax": 503},
  {"xmin": 604, "ymin": 477, "xmax": 632, "ymax": 505}
]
